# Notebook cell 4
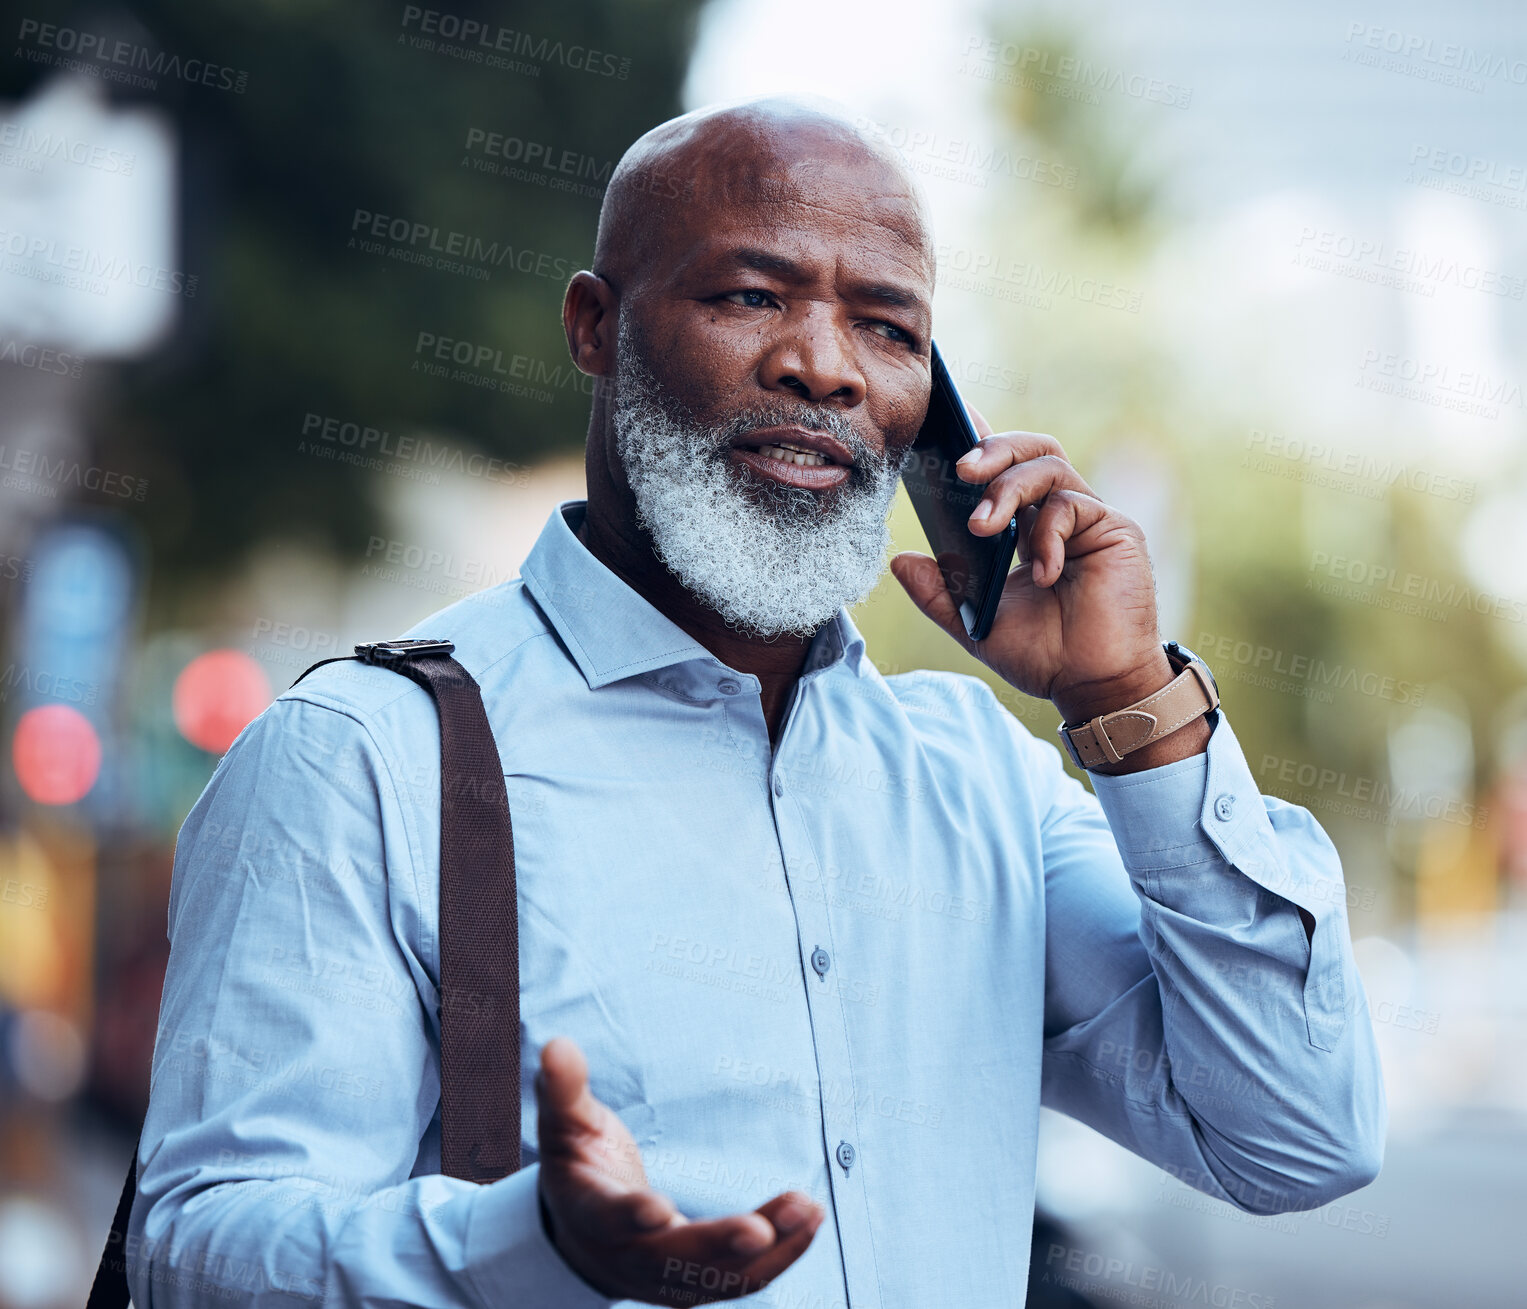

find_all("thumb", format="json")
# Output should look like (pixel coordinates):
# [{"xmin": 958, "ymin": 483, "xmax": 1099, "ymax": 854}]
[{"xmin": 889, "ymin": 552, "xmax": 971, "ymax": 647}]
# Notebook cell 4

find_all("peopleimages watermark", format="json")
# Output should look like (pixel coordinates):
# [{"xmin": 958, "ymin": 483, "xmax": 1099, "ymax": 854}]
[
  {"xmin": 347, "ymin": 208, "xmax": 575, "ymax": 284},
  {"xmin": 1158, "ymin": 1168, "xmax": 1392, "ymax": 1241},
  {"xmin": 712, "ymin": 1053, "xmax": 946, "ymax": 1129},
  {"xmin": 854, "ymin": 114, "xmax": 1077, "ymax": 192},
  {"xmin": 958, "ymin": 38, "xmax": 1193, "ymax": 108},
  {"xmin": 251, "ymin": 618, "xmax": 341, "ymax": 666},
  {"xmin": 1242, "ymin": 428, "xmax": 1476, "ymax": 503},
  {"xmin": 1292, "ymin": 227, "xmax": 1525, "ymax": 300},
  {"xmin": 1355, "ymin": 349, "xmax": 1521, "ymax": 423},
  {"xmin": 0, "ymin": 119, "xmax": 135, "ymax": 175},
  {"xmin": 937, "ymin": 351, "xmax": 1028, "ymax": 395},
  {"xmin": 152, "ymin": 1023, "xmax": 384, "ymax": 1102},
  {"xmin": 298, "ymin": 411, "xmax": 530, "ymax": 486},
  {"xmin": 461, "ymin": 128, "xmax": 613, "ymax": 201},
  {"xmin": 0, "ymin": 444, "xmax": 148, "ymax": 503},
  {"xmin": 936, "ymin": 240, "xmax": 1143, "ymax": 313},
  {"xmin": 1341, "ymin": 22, "xmax": 1527, "ymax": 92},
  {"xmin": 1039, "ymin": 1242, "xmax": 1273, "ymax": 1308},
  {"xmin": 0, "ymin": 227, "xmax": 198, "ymax": 299},
  {"xmin": 1196, "ymin": 630, "xmax": 1424, "ymax": 708},
  {"xmin": 398, "ymin": 5, "xmax": 631, "ymax": 80},
  {"xmin": 1259, "ymin": 753, "xmax": 1488, "ymax": 830},
  {"xmin": 746, "ymin": 853, "xmax": 992, "ymax": 926},
  {"xmin": 0, "ymin": 661, "xmax": 97, "ymax": 707},
  {"xmin": 1305, "ymin": 550, "xmax": 1523, "ymax": 625},
  {"xmin": 14, "ymin": 18, "xmax": 249, "ymax": 93},
  {"xmin": 0, "ymin": 338, "xmax": 84, "ymax": 379},
  {"xmin": 1406, "ymin": 143, "xmax": 1527, "ymax": 211},
  {"xmin": 1, "ymin": 878, "xmax": 49, "ymax": 911},
  {"xmin": 361, "ymin": 536, "xmax": 513, "ymax": 597},
  {"xmin": 0, "ymin": 553, "xmax": 35, "ymax": 587},
  {"xmin": 411, "ymin": 330, "xmax": 595, "ymax": 404}
]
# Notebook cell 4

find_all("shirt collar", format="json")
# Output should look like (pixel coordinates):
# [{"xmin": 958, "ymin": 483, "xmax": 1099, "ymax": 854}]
[{"xmin": 520, "ymin": 499, "xmax": 868, "ymax": 689}]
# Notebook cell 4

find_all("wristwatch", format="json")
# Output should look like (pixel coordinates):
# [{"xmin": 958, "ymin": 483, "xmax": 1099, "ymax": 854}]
[{"xmin": 1057, "ymin": 640, "xmax": 1220, "ymax": 770}]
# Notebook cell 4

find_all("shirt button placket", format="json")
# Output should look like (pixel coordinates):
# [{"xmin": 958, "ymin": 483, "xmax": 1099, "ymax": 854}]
[{"xmin": 768, "ymin": 733, "xmax": 879, "ymax": 1307}]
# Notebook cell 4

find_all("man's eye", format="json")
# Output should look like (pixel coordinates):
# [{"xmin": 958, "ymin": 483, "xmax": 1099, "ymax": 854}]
[
  {"xmin": 868, "ymin": 321, "xmax": 914, "ymax": 345},
  {"xmin": 723, "ymin": 289, "xmax": 776, "ymax": 308}
]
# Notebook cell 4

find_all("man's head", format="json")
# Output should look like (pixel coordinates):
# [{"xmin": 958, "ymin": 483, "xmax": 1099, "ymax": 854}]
[{"xmin": 564, "ymin": 96, "xmax": 937, "ymax": 639}]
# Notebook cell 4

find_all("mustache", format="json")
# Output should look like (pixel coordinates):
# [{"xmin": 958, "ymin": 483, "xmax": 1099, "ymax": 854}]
[
  {"xmin": 712, "ymin": 402, "xmax": 883, "ymax": 470},
  {"xmin": 608, "ymin": 327, "xmax": 899, "ymax": 475}
]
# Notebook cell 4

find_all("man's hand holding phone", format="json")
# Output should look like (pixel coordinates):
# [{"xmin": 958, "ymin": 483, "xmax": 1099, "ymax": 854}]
[{"xmin": 890, "ymin": 403, "xmax": 1181, "ymax": 734}]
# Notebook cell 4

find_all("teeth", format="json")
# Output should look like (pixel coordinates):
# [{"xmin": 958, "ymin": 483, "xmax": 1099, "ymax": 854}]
[{"xmin": 756, "ymin": 443, "xmax": 829, "ymax": 467}]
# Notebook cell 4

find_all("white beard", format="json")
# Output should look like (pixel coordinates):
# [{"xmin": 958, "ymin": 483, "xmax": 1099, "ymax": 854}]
[{"xmin": 610, "ymin": 320, "xmax": 910, "ymax": 639}]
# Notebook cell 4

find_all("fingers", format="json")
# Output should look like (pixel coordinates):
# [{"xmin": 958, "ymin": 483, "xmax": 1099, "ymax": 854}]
[
  {"xmin": 646, "ymin": 1191, "xmax": 825, "ymax": 1302},
  {"xmin": 956, "ymin": 435, "xmax": 1094, "ymax": 535},
  {"xmin": 1020, "ymin": 488, "xmax": 1117, "ymax": 583},
  {"xmin": 889, "ymin": 552, "xmax": 975, "ymax": 649},
  {"xmin": 956, "ymin": 430, "xmax": 1072, "ymax": 478}
]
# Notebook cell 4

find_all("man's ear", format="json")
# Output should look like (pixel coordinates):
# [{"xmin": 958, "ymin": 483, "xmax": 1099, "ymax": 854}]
[{"xmin": 563, "ymin": 271, "xmax": 619, "ymax": 377}]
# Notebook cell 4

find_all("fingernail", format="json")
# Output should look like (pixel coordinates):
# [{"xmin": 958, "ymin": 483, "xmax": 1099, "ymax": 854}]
[
  {"xmin": 969, "ymin": 502, "xmax": 992, "ymax": 523},
  {"xmin": 730, "ymin": 1224, "xmax": 774, "ymax": 1254},
  {"xmin": 773, "ymin": 1201, "xmax": 812, "ymax": 1234},
  {"xmin": 956, "ymin": 448, "xmax": 980, "ymax": 466}
]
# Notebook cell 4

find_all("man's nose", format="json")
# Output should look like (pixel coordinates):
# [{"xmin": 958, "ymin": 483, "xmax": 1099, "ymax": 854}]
[{"xmin": 760, "ymin": 315, "xmax": 866, "ymax": 406}]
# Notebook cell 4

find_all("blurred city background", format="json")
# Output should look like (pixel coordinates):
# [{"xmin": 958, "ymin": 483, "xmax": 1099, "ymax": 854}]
[{"xmin": 0, "ymin": 0, "xmax": 1523, "ymax": 1305}]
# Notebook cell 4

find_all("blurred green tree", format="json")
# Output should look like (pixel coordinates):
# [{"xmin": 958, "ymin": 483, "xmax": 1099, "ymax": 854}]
[{"xmin": 0, "ymin": 0, "xmax": 703, "ymax": 605}]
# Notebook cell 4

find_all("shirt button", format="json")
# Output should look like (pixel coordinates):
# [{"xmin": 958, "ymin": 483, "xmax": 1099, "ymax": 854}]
[
  {"xmin": 1214, "ymin": 793, "xmax": 1236, "ymax": 822},
  {"xmin": 811, "ymin": 946, "xmax": 831, "ymax": 977},
  {"xmin": 718, "ymin": 678, "xmax": 741, "ymax": 695},
  {"xmin": 773, "ymin": 777, "xmax": 784, "ymax": 798},
  {"xmin": 836, "ymin": 1140, "xmax": 855, "ymax": 1172}
]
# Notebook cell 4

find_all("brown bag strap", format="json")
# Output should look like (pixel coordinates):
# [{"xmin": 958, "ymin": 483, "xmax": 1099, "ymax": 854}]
[{"xmin": 87, "ymin": 638, "xmax": 519, "ymax": 1308}]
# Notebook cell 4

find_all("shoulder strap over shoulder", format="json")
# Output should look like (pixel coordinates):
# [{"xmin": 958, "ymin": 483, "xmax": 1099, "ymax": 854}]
[{"xmin": 88, "ymin": 638, "xmax": 519, "ymax": 1308}]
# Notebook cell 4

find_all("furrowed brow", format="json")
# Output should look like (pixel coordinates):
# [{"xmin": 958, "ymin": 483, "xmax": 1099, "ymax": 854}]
[
  {"xmin": 851, "ymin": 281, "xmax": 924, "ymax": 312},
  {"xmin": 713, "ymin": 247, "xmax": 928, "ymax": 316},
  {"xmin": 728, "ymin": 247, "xmax": 812, "ymax": 280}
]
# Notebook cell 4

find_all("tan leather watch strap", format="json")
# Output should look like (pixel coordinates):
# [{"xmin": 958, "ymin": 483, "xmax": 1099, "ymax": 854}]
[{"xmin": 1059, "ymin": 645, "xmax": 1220, "ymax": 770}]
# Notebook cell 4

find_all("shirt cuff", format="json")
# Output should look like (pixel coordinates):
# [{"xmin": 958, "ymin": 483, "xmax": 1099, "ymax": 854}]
[
  {"xmin": 1085, "ymin": 710, "xmax": 1242, "ymax": 869},
  {"xmin": 463, "ymin": 1164, "xmax": 621, "ymax": 1308}
]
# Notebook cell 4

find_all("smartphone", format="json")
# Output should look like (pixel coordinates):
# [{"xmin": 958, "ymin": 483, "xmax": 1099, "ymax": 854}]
[{"xmin": 900, "ymin": 342, "xmax": 1020, "ymax": 641}]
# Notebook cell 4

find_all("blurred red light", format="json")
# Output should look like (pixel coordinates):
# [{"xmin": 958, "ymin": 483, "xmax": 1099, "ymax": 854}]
[
  {"xmin": 173, "ymin": 650, "xmax": 272, "ymax": 754},
  {"xmin": 12, "ymin": 704, "xmax": 102, "ymax": 805}
]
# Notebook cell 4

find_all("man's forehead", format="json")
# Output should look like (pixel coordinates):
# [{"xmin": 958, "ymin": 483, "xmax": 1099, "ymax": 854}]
[
  {"xmin": 663, "ymin": 163, "xmax": 932, "ymax": 288},
  {"xmin": 596, "ymin": 101, "xmax": 936, "ymax": 291},
  {"xmin": 689, "ymin": 151, "xmax": 926, "ymax": 242}
]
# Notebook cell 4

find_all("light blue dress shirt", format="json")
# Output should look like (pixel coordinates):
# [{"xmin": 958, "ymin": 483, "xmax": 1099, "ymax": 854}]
[{"xmin": 127, "ymin": 498, "xmax": 1385, "ymax": 1308}]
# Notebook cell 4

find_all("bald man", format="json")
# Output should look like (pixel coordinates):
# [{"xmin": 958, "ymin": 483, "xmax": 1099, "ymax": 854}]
[{"xmin": 128, "ymin": 99, "xmax": 1385, "ymax": 1308}]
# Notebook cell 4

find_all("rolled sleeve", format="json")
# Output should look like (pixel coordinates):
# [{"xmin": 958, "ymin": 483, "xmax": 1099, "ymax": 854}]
[{"xmin": 1088, "ymin": 711, "xmax": 1351, "ymax": 1050}]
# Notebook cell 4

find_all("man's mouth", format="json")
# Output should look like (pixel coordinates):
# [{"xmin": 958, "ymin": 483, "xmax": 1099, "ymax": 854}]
[
  {"xmin": 726, "ymin": 426, "xmax": 856, "ymax": 490},
  {"xmin": 755, "ymin": 440, "xmax": 833, "ymax": 468}
]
